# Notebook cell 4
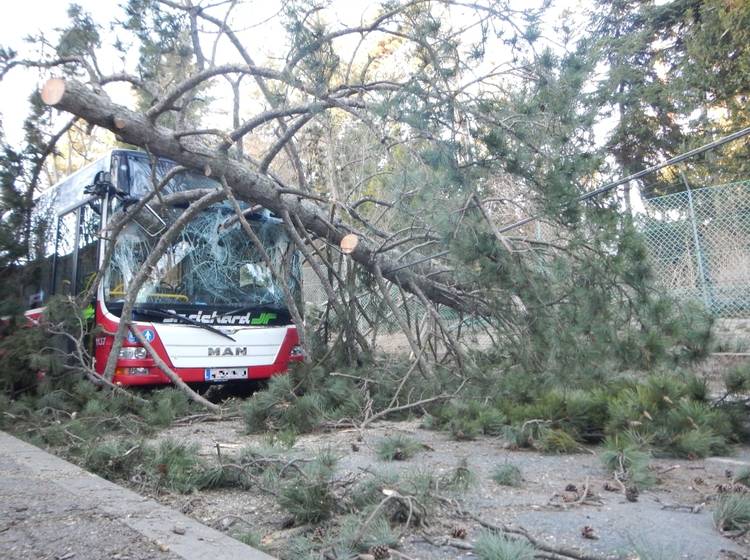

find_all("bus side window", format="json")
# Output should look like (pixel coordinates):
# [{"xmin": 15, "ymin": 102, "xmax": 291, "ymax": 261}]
[
  {"xmin": 53, "ymin": 210, "xmax": 78, "ymax": 296},
  {"xmin": 77, "ymin": 204, "xmax": 101, "ymax": 295}
]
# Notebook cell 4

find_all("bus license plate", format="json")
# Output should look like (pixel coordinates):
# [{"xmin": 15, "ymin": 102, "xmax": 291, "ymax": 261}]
[{"xmin": 204, "ymin": 367, "xmax": 248, "ymax": 382}]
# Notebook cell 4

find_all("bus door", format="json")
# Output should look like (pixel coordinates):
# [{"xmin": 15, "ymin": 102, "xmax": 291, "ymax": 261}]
[{"xmin": 51, "ymin": 203, "xmax": 102, "ymax": 300}]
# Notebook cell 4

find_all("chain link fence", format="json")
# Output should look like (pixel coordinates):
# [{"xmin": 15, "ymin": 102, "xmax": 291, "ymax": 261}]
[
  {"xmin": 300, "ymin": 179, "xmax": 750, "ymax": 352},
  {"xmin": 640, "ymin": 180, "xmax": 750, "ymax": 317}
]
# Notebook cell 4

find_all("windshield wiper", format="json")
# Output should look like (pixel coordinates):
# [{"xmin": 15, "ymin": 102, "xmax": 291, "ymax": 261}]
[{"xmin": 133, "ymin": 307, "xmax": 236, "ymax": 341}]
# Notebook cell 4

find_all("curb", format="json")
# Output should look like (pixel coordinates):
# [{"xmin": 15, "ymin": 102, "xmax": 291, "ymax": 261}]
[{"xmin": 0, "ymin": 431, "xmax": 275, "ymax": 560}]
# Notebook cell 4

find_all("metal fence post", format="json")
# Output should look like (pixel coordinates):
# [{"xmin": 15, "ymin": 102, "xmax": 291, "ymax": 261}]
[{"xmin": 679, "ymin": 171, "xmax": 711, "ymax": 309}]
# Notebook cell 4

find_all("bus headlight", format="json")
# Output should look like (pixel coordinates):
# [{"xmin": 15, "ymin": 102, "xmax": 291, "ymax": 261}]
[{"xmin": 118, "ymin": 347, "xmax": 148, "ymax": 360}]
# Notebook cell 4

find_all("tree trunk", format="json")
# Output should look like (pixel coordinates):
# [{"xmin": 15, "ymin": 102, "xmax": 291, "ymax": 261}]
[{"xmin": 41, "ymin": 78, "xmax": 486, "ymax": 316}]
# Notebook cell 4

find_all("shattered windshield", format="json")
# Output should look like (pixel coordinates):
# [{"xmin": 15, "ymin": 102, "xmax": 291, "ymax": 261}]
[{"xmin": 104, "ymin": 157, "xmax": 300, "ymax": 321}]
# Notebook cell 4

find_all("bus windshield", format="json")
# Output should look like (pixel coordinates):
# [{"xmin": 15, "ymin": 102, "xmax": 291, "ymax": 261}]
[{"xmin": 103, "ymin": 157, "xmax": 300, "ymax": 323}]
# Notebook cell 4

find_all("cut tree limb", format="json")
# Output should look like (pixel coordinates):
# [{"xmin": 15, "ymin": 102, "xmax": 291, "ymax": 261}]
[{"xmin": 40, "ymin": 78, "xmax": 488, "ymax": 316}]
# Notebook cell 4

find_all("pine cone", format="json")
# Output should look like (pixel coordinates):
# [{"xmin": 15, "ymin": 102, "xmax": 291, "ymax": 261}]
[
  {"xmin": 561, "ymin": 491, "xmax": 578, "ymax": 502},
  {"xmin": 369, "ymin": 544, "xmax": 391, "ymax": 560},
  {"xmin": 451, "ymin": 526, "xmax": 467, "ymax": 539},
  {"xmin": 625, "ymin": 486, "xmax": 639, "ymax": 502},
  {"xmin": 693, "ymin": 477, "xmax": 704, "ymax": 486},
  {"xmin": 717, "ymin": 483, "xmax": 749, "ymax": 494},
  {"xmin": 581, "ymin": 525, "xmax": 597, "ymax": 540}
]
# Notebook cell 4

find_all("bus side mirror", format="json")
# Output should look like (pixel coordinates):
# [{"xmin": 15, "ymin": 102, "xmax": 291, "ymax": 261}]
[{"xmin": 84, "ymin": 171, "xmax": 117, "ymax": 197}]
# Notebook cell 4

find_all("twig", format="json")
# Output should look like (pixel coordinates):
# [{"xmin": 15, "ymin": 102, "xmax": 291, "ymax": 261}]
[{"xmin": 460, "ymin": 510, "xmax": 621, "ymax": 560}]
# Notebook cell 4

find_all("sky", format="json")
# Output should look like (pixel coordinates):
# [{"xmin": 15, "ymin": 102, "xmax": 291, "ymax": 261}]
[
  {"xmin": 0, "ymin": 0, "xmax": 583, "ymax": 147},
  {"xmin": 0, "ymin": 0, "xmax": 648, "ymax": 218},
  {"xmin": 0, "ymin": 0, "xmax": 116, "ymax": 146}
]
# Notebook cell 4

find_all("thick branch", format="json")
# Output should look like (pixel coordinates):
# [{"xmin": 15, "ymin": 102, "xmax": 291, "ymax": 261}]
[{"xmin": 41, "ymin": 78, "xmax": 487, "ymax": 316}]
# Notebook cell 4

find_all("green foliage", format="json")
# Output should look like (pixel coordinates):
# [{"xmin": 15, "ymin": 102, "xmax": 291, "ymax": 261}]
[
  {"xmin": 241, "ymin": 364, "xmax": 368, "ymax": 434},
  {"xmin": 589, "ymin": 0, "xmax": 750, "ymax": 190},
  {"xmin": 734, "ymin": 468, "xmax": 750, "ymax": 488},
  {"xmin": 349, "ymin": 468, "xmax": 401, "ymax": 510},
  {"xmin": 538, "ymin": 428, "xmax": 580, "ymax": 455},
  {"xmin": 473, "ymin": 530, "xmax": 535, "ymax": 560},
  {"xmin": 714, "ymin": 494, "xmax": 750, "ymax": 533},
  {"xmin": 84, "ymin": 438, "xmax": 145, "ymax": 479},
  {"xmin": 724, "ymin": 364, "xmax": 750, "ymax": 395},
  {"xmin": 143, "ymin": 388, "xmax": 191, "ymax": 428},
  {"xmin": 191, "ymin": 464, "xmax": 247, "ymax": 490},
  {"xmin": 232, "ymin": 530, "xmax": 264, "ymax": 549},
  {"xmin": 375, "ymin": 434, "xmax": 422, "ymax": 461},
  {"xmin": 600, "ymin": 437, "xmax": 655, "ymax": 490},
  {"xmin": 279, "ymin": 535, "xmax": 317, "ymax": 560},
  {"xmin": 337, "ymin": 513, "xmax": 398, "ymax": 553},
  {"xmin": 279, "ymin": 451, "xmax": 338, "ymax": 524},
  {"xmin": 491, "ymin": 463, "xmax": 522, "ymax": 487},
  {"xmin": 430, "ymin": 399, "xmax": 507, "ymax": 440},
  {"xmin": 150, "ymin": 439, "xmax": 205, "ymax": 493},
  {"xmin": 0, "ymin": 314, "xmax": 60, "ymax": 394},
  {"xmin": 447, "ymin": 416, "xmax": 481, "ymax": 441},
  {"xmin": 442, "ymin": 458, "xmax": 476, "ymax": 491},
  {"xmin": 445, "ymin": 371, "xmax": 739, "ymax": 458}
]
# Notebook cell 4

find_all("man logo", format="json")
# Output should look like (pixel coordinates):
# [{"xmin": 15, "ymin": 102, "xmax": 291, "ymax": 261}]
[{"xmin": 208, "ymin": 347, "xmax": 248, "ymax": 357}]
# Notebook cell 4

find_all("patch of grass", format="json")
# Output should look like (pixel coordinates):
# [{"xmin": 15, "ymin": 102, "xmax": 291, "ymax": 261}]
[
  {"xmin": 714, "ymin": 494, "xmax": 750, "ymax": 533},
  {"xmin": 240, "ymin": 374, "xmax": 325, "ymax": 434},
  {"xmin": 473, "ymin": 530, "xmax": 535, "ymax": 560},
  {"xmin": 734, "ymin": 467, "xmax": 750, "ymax": 488},
  {"xmin": 670, "ymin": 427, "xmax": 727, "ymax": 459},
  {"xmin": 338, "ymin": 513, "xmax": 398, "ymax": 552},
  {"xmin": 263, "ymin": 428, "xmax": 297, "ymax": 449},
  {"xmin": 724, "ymin": 365, "xmax": 750, "ymax": 394},
  {"xmin": 447, "ymin": 417, "xmax": 481, "ymax": 440},
  {"xmin": 192, "ymin": 463, "xmax": 248, "ymax": 490},
  {"xmin": 477, "ymin": 407, "xmax": 507, "ymax": 436},
  {"xmin": 279, "ymin": 453, "xmax": 338, "ymax": 524},
  {"xmin": 600, "ymin": 437, "xmax": 655, "ymax": 490},
  {"xmin": 150, "ymin": 439, "xmax": 205, "ymax": 493},
  {"xmin": 232, "ymin": 530, "xmax": 264, "ymax": 549},
  {"xmin": 84, "ymin": 438, "xmax": 145, "ymax": 479},
  {"xmin": 538, "ymin": 428, "xmax": 580, "ymax": 454},
  {"xmin": 491, "ymin": 463, "xmax": 522, "ymax": 487},
  {"xmin": 281, "ymin": 393, "xmax": 325, "ymax": 433},
  {"xmin": 375, "ymin": 434, "xmax": 422, "ymax": 461},
  {"xmin": 501, "ymin": 424, "xmax": 534, "ymax": 449},
  {"xmin": 143, "ymin": 388, "xmax": 191, "ymax": 428},
  {"xmin": 279, "ymin": 535, "xmax": 317, "ymax": 560},
  {"xmin": 349, "ymin": 469, "xmax": 401, "ymax": 510},
  {"xmin": 627, "ymin": 538, "xmax": 676, "ymax": 560},
  {"xmin": 442, "ymin": 458, "xmax": 476, "ymax": 491}
]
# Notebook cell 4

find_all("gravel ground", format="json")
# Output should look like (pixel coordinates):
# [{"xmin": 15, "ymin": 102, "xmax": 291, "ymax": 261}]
[{"xmin": 150, "ymin": 417, "xmax": 750, "ymax": 559}]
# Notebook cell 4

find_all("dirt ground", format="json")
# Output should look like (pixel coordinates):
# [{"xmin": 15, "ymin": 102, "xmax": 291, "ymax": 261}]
[{"xmin": 142, "ymin": 416, "xmax": 750, "ymax": 560}]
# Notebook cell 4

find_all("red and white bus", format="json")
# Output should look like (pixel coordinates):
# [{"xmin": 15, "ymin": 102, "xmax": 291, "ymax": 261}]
[{"xmin": 27, "ymin": 149, "xmax": 303, "ymax": 386}]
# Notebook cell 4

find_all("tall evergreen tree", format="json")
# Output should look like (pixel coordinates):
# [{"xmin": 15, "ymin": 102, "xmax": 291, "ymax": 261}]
[{"xmin": 589, "ymin": 0, "xmax": 750, "ymax": 196}]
